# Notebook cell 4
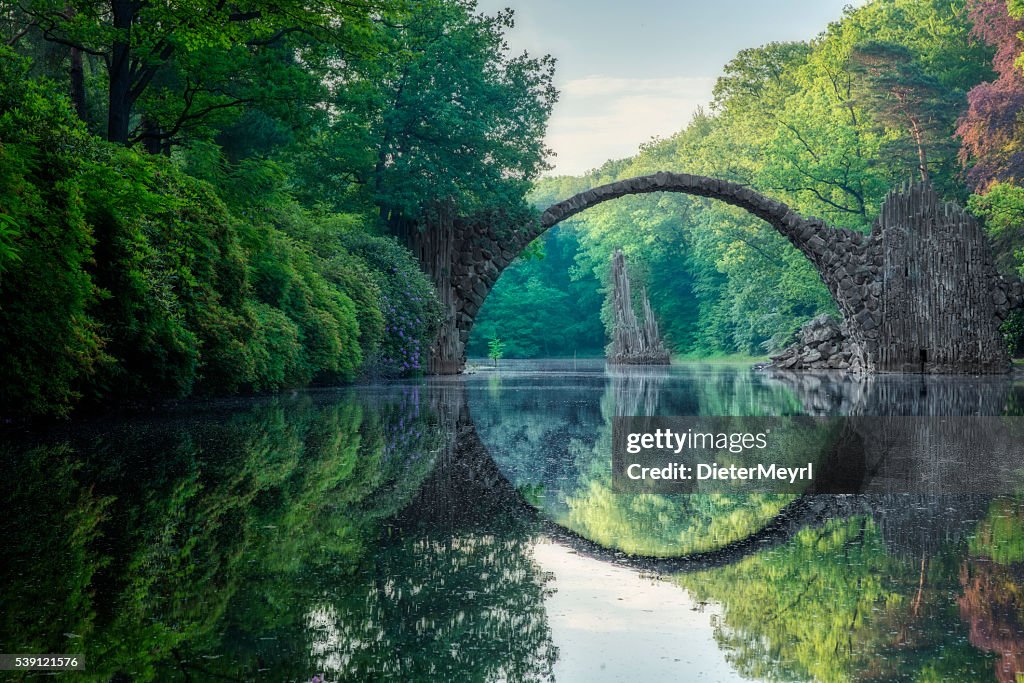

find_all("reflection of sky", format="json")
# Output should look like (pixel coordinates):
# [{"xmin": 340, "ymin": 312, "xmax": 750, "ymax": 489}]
[
  {"xmin": 475, "ymin": 0, "xmax": 866, "ymax": 175},
  {"xmin": 533, "ymin": 540, "xmax": 746, "ymax": 682}
]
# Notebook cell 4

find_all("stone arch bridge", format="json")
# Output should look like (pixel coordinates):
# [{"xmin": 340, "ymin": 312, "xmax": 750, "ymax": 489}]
[{"xmin": 408, "ymin": 173, "xmax": 1024, "ymax": 375}]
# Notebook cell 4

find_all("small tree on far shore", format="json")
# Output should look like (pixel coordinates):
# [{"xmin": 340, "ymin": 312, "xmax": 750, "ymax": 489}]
[{"xmin": 488, "ymin": 337, "xmax": 506, "ymax": 366}]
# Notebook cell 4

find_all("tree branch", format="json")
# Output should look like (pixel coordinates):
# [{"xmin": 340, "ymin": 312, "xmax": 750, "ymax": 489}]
[
  {"xmin": 5, "ymin": 18, "xmax": 37, "ymax": 47},
  {"xmin": 247, "ymin": 26, "xmax": 311, "ymax": 47}
]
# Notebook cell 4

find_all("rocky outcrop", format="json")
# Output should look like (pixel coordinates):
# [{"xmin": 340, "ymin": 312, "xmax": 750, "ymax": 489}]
[
  {"xmin": 768, "ymin": 314, "xmax": 863, "ymax": 372},
  {"xmin": 608, "ymin": 250, "xmax": 670, "ymax": 365}
]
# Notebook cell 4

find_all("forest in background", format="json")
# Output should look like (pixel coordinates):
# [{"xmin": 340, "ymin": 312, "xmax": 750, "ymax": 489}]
[
  {"xmin": 471, "ymin": 0, "xmax": 1024, "ymax": 360},
  {"xmin": 0, "ymin": 0, "xmax": 555, "ymax": 417}
]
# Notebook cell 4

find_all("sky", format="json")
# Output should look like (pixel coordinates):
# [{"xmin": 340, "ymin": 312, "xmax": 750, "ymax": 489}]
[{"xmin": 475, "ymin": 0, "xmax": 865, "ymax": 175}]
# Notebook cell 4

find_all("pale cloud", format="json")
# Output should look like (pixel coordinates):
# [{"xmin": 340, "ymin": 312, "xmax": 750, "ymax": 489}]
[
  {"xmin": 477, "ymin": 0, "xmax": 860, "ymax": 176},
  {"xmin": 544, "ymin": 75, "xmax": 716, "ymax": 175},
  {"xmin": 561, "ymin": 75, "xmax": 715, "ymax": 98}
]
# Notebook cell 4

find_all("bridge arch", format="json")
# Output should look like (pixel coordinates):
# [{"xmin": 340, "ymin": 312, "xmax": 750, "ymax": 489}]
[{"xmin": 427, "ymin": 174, "xmax": 1020, "ymax": 374}]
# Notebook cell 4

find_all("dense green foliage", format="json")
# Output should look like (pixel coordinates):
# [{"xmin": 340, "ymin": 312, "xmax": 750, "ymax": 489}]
[
  {"xmin": 0, "ymin": 0, "xmax": 555, "ymax": 417},
  {"xmin": 9, "ymin": 0, "xmax": 1024, "ymax": 412},
  {"xmin": 467, "ymin": 226, "xmax": 604, "ymax": 358},
  {"xmin": 0, "ymin": 49, "xmax": 438, "ymax": 416},
  {"xmin": 478, "ymin": 0, "xmax": 1024, "ymax": 358},
  {"xmin": 0, "ymin": 50, "xmax": 105, "ymax": 415}
]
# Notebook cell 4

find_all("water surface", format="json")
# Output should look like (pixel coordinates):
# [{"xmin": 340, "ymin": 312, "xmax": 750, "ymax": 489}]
[{"xmin": 2, "ymin": 361, "xmax": 1024, "ymax": 681}]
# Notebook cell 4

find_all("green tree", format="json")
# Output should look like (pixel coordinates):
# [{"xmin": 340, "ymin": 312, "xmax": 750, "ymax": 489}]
[
  {"xmin": 508, "ymin": 0, "xmax": 991, "ymax": 358},
  {"xmin": 469, "ymin": 226, "xmax": 605, "ymax": 359},
  {"xmin": 296, "ymin": 0, "xmax": 557, "ymax": 223},
  {"xmin": 487, "ymin": 336, "xmax": 505, "ymax": 365},
  {"xmin": 0, "ymin": 48, "xmax": 106, "ymax": 416},
  {"xmin": 676, "ymin": 516, "xmax": 995, "ymax": 682},
  {"xmin": 850, "ymin": 40, "xmax": 959, "ymax": 185},
  {"xmin": 14, "ymin": 0, "xmax": 374, "ymax": 146}
]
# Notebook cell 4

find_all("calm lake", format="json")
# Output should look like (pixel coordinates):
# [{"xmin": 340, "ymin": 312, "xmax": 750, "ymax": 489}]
[{"xmin": 3, "ymin": 360, "xmax": 1024, "ymax": 682}]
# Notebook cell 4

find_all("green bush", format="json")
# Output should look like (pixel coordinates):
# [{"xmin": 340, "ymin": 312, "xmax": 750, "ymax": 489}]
[
  {"xmin": 75, "ymin": 139, "xmax": 363, "ymax": 398},
  {"xmin": 278, "ymin": 211, "xmax": 441, "ymax": 377},
  {"xmin": 327, "ymin": 253, "xmax": 386, "ymax": 364},
  {"xmin": 315, "ymin": 217, "xmax": 387, "ymax": 366},
  {"xmin": 339, "ymin": 232, "xmax": 443, "ymax": 376},
  {"xmin": 0, "ymin": 49, "xmax": 443, "ymax": 418},
  {"xmin": 78, "ymin": 147, "xmax": 227, "ymax": 400},
  {"xmin": 245, "ymin": 224, "xmax": 362, "ymax": 386},
  {"xmin": 0, "ymin": 48, "xmax": 106, "ymax": 417},
  {"xmin": 1002, "ymin": 310, "xmax": 1024, "ymax": 358}
]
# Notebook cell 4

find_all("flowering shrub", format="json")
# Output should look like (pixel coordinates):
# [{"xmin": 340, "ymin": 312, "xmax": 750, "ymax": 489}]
[{"xmin": 340, "ymin": 233, "xmax": 443, "ymax": 376}]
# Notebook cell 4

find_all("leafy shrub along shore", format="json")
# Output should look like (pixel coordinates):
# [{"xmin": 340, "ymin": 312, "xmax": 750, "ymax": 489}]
[{"xmin": 0, "ymin": 49, "xmax": 440, "ymax": 419}]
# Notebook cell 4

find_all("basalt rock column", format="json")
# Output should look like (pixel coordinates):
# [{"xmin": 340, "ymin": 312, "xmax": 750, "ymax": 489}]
[
  {"xmin": 402, "ymin": 210, "xmax": 532, "ymax": 374},
  {"xmin": 608, "ymin": 249, "xmax": 670, "ymax": 365},
  {"xmin": 872, "ymin": 183, "xmax": 1016, "ymax": 373},
  {"xmin": 768, "ymin": 182, "xmax": 1024, "ymax": 373}
]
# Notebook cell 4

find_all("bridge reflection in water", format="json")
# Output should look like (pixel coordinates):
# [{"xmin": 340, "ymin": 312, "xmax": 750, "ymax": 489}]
[{"xmin": 463, "ymin": 362, "xmax": 1021, "ymax": 561}]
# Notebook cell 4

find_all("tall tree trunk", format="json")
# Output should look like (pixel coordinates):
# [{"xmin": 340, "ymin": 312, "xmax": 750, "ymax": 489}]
[
  {"xmin": 107, "ymin": 0, "xmax": 133, "ymax": 145},
  {"xmin": 67, "ymin": 7, "xmax": 87, "ymax": 121},
  {"xmin": 909, "ymin": 116, "xmax": 929, "ymax": 184},
  {"xmin": 70, "ymin": 46, "xmax": 86, "ymax": 120},
  {"xmin": 140, "ymin": 118, "xmax": 164, "ymax": 155}
]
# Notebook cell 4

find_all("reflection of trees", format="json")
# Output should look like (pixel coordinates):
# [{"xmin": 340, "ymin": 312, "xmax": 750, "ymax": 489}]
[
  {"xmin": 0, "ymin": 388, "xmax": 449, "ymax": 681},
  {"xmin": 0, "ymin": 383, "xmax": 560, "ymax": 682},
  {"xmin": 467, "ymin": 365, "xmax": 1024, "ymax": 679},
  {"xmin": 675, "ymin": 513, "xmax": 995, "ymax": 682},
  {"xmin": 565, "ymin": 367, "xmax": 820, "ymax": 557},
  {"xmin": 607, "ymin": 364, "xmax": 670, "ymax": 417},
  {"xmin": 672, "ymin": 366, "xmax": 806, "ymax": 417},
  {"xmin": 970, "ymin": 495, "xmax": 1024, "ymax": 565},
  {"xmin": 0, "ymin": 444, "xmax": 109, "ymax": 661},
  {"xmin": 959, "ymin": 558, "xmax": 1024, "ymax": 683},
  {"xmin": 12, "ymin": 364, "xmax": 1020, "ymax": 681},
  {"xmin": 959, "ymin": 494, "xmax": 1024, "ymax": 683},
  {"xmin": 563, "ymin": 477, "xmax": 795, "ymax": 558},
  {"xmin": 316, "ymin": 523, "xmax": 556, "ymax": 682},
  {"xmin": 468, "ymin": 372, "xmax": 605, "ymax": 519},
  {"xmin": 290, "ymin": 409, "xmax": 560, "ymax": 682},
  {"xmin": 470, "ymin": 365, "xmax": 805, "ymax": 557}
]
